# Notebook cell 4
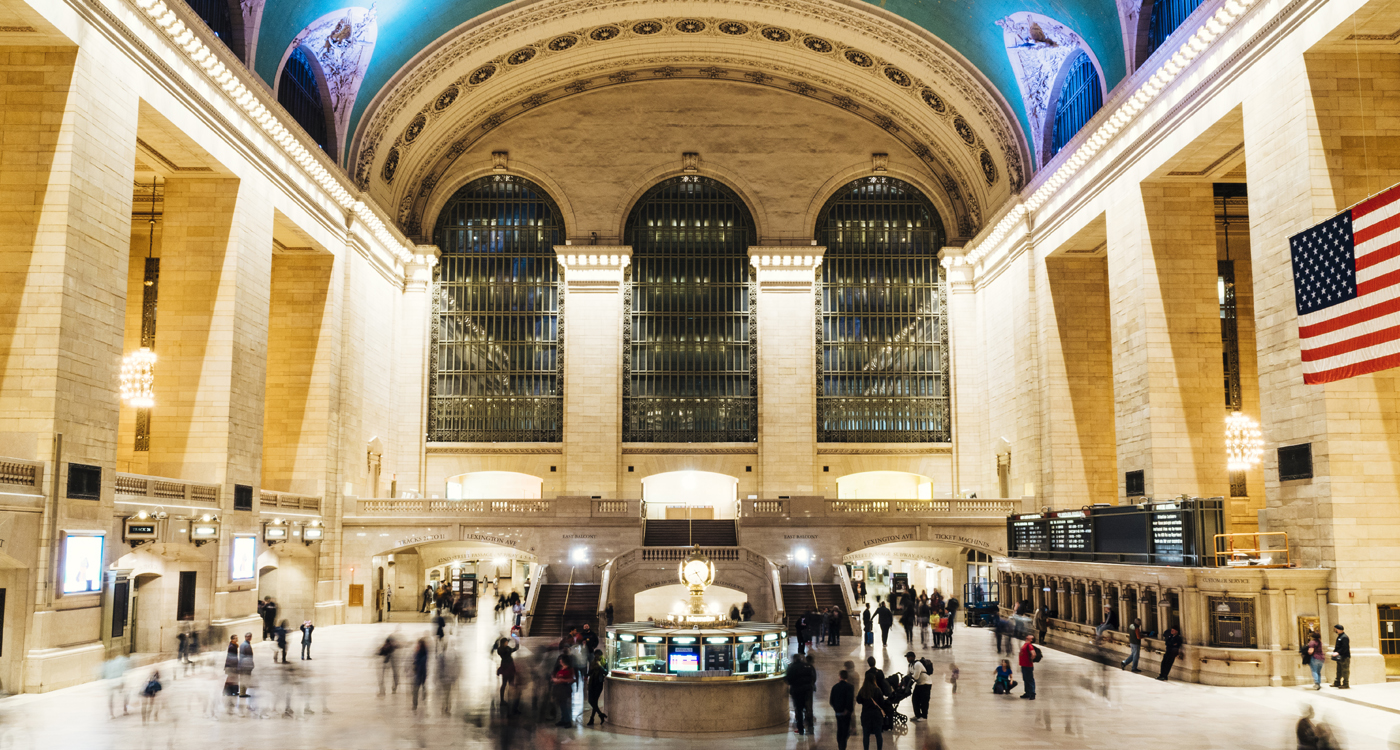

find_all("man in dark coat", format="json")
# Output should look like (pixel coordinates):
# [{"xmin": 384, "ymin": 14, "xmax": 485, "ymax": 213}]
[
  {"xmin": 784, "ymin": 651, "xmax": 817, "ymax": 734},
  {"xmin": 1332, "ymin": 624, "xmax": 1351, "ymax": 688},
  {"xmin": 1157, "ymin": 626, "xmax": 1183, "ymax": 681},
  {"xmin": 261, "ymin": 598, "xmax": 278, "ymax": 641},
  {"xmin": 829, "ymin": 669, "xmax": 855, "ymax": 750},
  {"xmin": 876, "ymin": 601, "xmax": 894, "ymax": 646}
]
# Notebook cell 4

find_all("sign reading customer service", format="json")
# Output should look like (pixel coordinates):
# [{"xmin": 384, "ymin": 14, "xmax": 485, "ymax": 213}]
[
  {"xmin": 61, "ymin": 533, "xmax": 104, "ymax": 594},
  {"xmin": 230, "ymin": 535, "xmax": 256, "ymax": 580}
]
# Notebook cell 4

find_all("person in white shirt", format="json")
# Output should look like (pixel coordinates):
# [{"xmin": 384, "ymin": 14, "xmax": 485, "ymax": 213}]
[{"xmin": 904, "ymin": 651, "xmax": 932, "ymax": 721}]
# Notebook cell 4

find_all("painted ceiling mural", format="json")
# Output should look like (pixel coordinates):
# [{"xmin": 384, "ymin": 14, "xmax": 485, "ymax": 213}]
[
  {"xmin": 996, "ymin": 12, "xmax": 1104, "ymax": 169},
  {"xmin": 250, "ymin": 0, "xmax": 1130, "ymax": 168}
]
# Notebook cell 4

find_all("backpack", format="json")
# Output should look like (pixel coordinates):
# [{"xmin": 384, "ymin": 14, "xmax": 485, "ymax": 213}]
[
  {"xmin": 919, "ymin": 657, "xmax": 934, "ymax": 675},
  {"xmin": 1032, "ymin": 646, "xmax": 1043, "ymax": 663}
]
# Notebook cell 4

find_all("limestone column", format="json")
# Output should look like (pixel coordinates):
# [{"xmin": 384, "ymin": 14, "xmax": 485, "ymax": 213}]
[
  {"xmin": 1105, "ymin": 182, "xmax": 1229, "ymax": 501},
  {"xmin": 1243, "ymin": 50, "xmax": 1400, "ymax": 685},
  {"xmin": 942, "ymin": 248, "xmax": 987, "ymax": 497},
  {"xmin": 556, "ymin": 248, "xmax": 629, "ymax": 497},
  {"xmin": 393, "ymin": 246, "xmax": 438, "ymax": 497},
  {"xmin": 0, "ymin": 47, "xmax": 139, "ymax": 691},
  {"xmin": 149, "ymin": 177, "xmax": 274, "ymax": 631},
  {"xmin": 750, "ymin": 249, "xmax": 823, "ymax": 496}
]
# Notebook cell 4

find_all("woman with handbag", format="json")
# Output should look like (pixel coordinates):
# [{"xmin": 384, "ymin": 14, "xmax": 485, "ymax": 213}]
[{"xmin": 856, "ymin": 677, "xmax": 886, "ymax": 750}]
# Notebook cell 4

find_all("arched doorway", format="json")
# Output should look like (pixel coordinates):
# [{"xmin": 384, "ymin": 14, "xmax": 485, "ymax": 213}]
[
  {"xmin": 445, "ymin": 471, "xmax": 543, "ymax": 499},
  {"xmin": 641, "ymin": 470, "xmax": 738, "ymax": 519},
  {"xmin": 366, "ymin": 540, "xmax": 537, "ymax": 623}
]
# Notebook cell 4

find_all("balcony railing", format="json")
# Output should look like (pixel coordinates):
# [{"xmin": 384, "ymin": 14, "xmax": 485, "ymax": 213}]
[
  {"xmin": 350, "ymin": 497, "xmax": 640, "ymax": 519},
  {"xmin": 115, "ymin": 472, "xmax": 219, "ymax": 506},
  {"xmin": 260, "ymin": 490, "xmax": 322, "ymax": 514},
  {"xmin": 0, "ymin": 457, "xmax": 45, "ymax": 511},
  {"xmin": 741, "ymin": 497, "xmax": 1016, "ymax": 518}
]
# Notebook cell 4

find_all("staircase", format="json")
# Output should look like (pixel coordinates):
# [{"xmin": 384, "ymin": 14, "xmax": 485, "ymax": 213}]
[
  {"xmin": 530, "ymin": 583, "xmax": 600, "ymax": 637},
  {"xmin": 780, "ymin": 583, "xmax": 854, "ymax": 635},
  {"xmin": 643, "ymin": 519, "xmax": 738, "ymax": 547}
]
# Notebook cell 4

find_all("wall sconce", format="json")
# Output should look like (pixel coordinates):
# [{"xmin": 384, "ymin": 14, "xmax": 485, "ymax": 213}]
[{"xmin": 302, "ymin": 521, "xmax": 324, "ymax": 546}]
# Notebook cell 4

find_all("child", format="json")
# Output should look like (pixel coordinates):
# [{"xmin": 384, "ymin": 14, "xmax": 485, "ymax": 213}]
[
  {"xmin": 992, "ymin": 658, "xmax": 1018, "ymax": 695},
  {"xmin": 947, "ymin": 662, "xmax": 960, "ymax": 693}
]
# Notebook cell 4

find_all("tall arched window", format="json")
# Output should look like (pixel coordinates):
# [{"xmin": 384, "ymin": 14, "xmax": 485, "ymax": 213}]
[
  {"xmin": 278, "ymin": 47, "xmax": 330, "ymax": 154},
  {"xmin": 624, "ymin": 176, "xmax": 757, "ymax": 442},
  {"xmin": 184, "ymin": 0, "xmax": 235, "ymax": 47},
  {"xmin": 817, "ymin": 177, "xmax": 949, "ymax": 443},
  {"xmin": 1050, "ymin": 51, "xmax": 1104, "ymax": 158},
  {"xmin": 1147, "ymin": 0, "xmax": 1206, "ymax": 58},
  {"xmin": 429, "ymin": 175, "xmax": 563, "ymax": 442}
]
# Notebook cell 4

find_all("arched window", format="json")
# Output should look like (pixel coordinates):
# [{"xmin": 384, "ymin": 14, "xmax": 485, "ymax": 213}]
[
  {"xmin": 1050, "ymin": 51, "xmax": 1104, "ymax": 158},
  {"xmin": 1147, "ymin": 0, "xmax": 1206, "ymax": 58},
  {"xmin": 429, "ymin": 175, "xmax": 563, "ymax": 442},
  {"xmin": 184, "ymin": 0, "xmax": 235, "ymax": 48},
  {"xmin": 624, "ymin": 176, "xmax": 757, "ymax": 442},
  {"xmin": 278, "ymin": 47, "xmax": 331, "ymax": 155},
  {"xmin": 817, "ymin": 177, "xmax": 949, "ymax": 443}
]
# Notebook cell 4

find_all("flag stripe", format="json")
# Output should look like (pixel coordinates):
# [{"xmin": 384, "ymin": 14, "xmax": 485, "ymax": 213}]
[
  {"xmin": 1299, "ymin": 290, "xmax": 1400, "ymax": 339},
  {"xmin": 1355, "ymin": 232, "xmax": 1400, "ymax": 272},
  {"xmin": 1354, "ymin": 208, "xmax": 1400, "ymax": 245},
  {"xmin": 1357, "ymin": 247, "xmax": 1400, "ymax": 281},
  {"xmin": 1358, "ymin": 268, "xmax": 1400, "ymax": 297},
  {"xmin": 1300, "ymin": 322, "xmax": 1400, "ymax": 361},
  {"xmin": 1304, "ymin": 350, "xmax": 1400, "ymax": 384},
  {"xmin": 1354, "ymin": 189, "xmax": 1400, "ymax": 221},
  {"xmin": 1303, "ymin": 335, "xmax": 1400, "ymax": 374}
]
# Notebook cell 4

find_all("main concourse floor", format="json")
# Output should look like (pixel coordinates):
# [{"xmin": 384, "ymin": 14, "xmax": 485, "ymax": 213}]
[{"xmin": 2, "ymin": 613, "xmax": 1397, "ymax": 749}]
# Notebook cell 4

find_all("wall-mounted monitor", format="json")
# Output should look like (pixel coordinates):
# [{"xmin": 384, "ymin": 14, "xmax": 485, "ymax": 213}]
[
  {"xmin": 230, "ymin": 536, "xmax": 256, "ymax": 581},
  {"xmin": 61, "ymin": 533, "xmax": 104, "ymax": 594}
]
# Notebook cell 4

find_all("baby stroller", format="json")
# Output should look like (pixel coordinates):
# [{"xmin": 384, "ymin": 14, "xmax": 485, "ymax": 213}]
[{"xmin": 881, "ymin": 671, "xmax": 911, "ymax": 735}]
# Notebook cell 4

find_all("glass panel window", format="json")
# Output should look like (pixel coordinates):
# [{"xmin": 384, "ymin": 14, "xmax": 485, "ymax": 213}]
[
  {"xmin": 624, "ymin": 176, "xmax": 757, "ymax": 442},
  {"xmin": 1148, "ymin": 0, "xmax": 1207, "ymax": 58},
  {"xmin": 1050, "ymin": 51, "xmax": 1104, "ymax": 158},
  {"xmin": 818, "ymin": 177, "xmax": 949, "ymax": 442},
  {"xmin": 429, "ymin": 175, "xmax": 562, "ymax": 442},
  {"xmin": 278, "ymin": 47, "xmax": 329, "ymax": 154}
]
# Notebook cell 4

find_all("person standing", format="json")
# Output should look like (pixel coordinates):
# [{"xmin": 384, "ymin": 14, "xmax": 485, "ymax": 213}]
[
  {"xmin": 900, "ymin": 603, "xmax": 916, "ymax": 645},
  {"xmin": 605, "ymin": 602, "xmax": 615, "ymax": 626},
  {"xmin": 830, "ymin": 669, "xmax": 855, "ymax": 750},
  {"xmin": 420, "ymin": 585, "xmax": 434, "ymax": 614},
  {"xmin": 1305, "ymin": 629, "xmax": 1325, "ymax": 690},
  {"xmin": 586, "ymin": 648, "xmax": 608, "ymax": 726},
  {"xmin": 917, "ymin": 598, "xmax": 931, "ymax": 647},
  {"xmin": 1157, "ymin": 626, "xmax": 1183, "ymax": 682},
  {"xmin": 905, "ymin": 652, "xmax": 931, "ymax": 721},
  {"xmin": 1018, "ymin": 634, "xmax": 1039, "ymax": 700},
  {"xmin": 945, "ymin": 596, "xmax": 960, "ymax": 646},
  {"xmin": 238, "ymin": 632, "xmax": 255, "ymax": 707},
  {"xmin": 876, "ymin": 601, "xmax": 894, "ymax": 647},
  {"xmin": 275, "ymin": 620, "xmax": 289, "ymax": 663},
  {"xmin": 742, "ymin": 601, "xmax": 755, "ymax": 622},
  {"xmin": 1121, "ymin": 618, "xmax": 1143, "ymax": 672},
  {"xmin": 796, "ymin": 611, "xmax": 810, "ymax": 655},
  {"xmin": 856, "ymin": 677, "xmax": 886, "ymax": 750},
  {"xmin": 299, "ymin": 620, "xmax": 315, "ymax": 660},
  {"xmin": 550, "ymin": 654, "xmax": 576, "ymax": 727},
  {"xmin": 784, "ymin": 650, "xmax": 816, "ymax": 735},
  {"xmin": 377, "ymin": 633, "xmax": 400, "ymax": 695},
  {"xmin": 862, "ymin": 603, "xmax": 875, "ymax": 646},
  {"xmin": 1035, "ymin": 603, "xmax": 1049, "ymax": 644},
  {"xmin": 261, "ymin": 598, "xmax": 278, "ymax": 641},
  {"xmin": 830, "ymin": 605, "xmax": 844, "ymax": 646},
  {"xmin": 411, "ymin": 638, "xmax": 429, "ymax": 711},
  {"xmin": 494, "ymin": 635, "xmax": 520, "ymax": 706},
  {"xmin": 437, "ymin": 647, "xmax": 460, "ymax": 716},
  {"xmin": 1331, "ymin": 624, "xmax": 1351, "ymax": 689}
]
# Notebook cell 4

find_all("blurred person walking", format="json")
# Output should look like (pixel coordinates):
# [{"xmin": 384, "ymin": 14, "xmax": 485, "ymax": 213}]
[
  {"xmin": 550, "ymin": 654, "xmax": 576, "ymax": 727},
  {"xmin": 275, "ymin": 619, "xmax": 289, "ymax": 663},
  {"xmin": 585, "ymin": 648, "xmax": 608, "ymax": 726},
  {"xmin": 1306, "ymin": 629, "xmax": 1326, "ymax": 690},
  {"xmin": 437, "ymin": 646, "xmax": 460, "ymax": 715},
  {"xmin": 411, "ymin": 638, "xmax": 430, "ymax": 711},
  {"xmin": 140, "ymin": 670, "xmax": 162, "ymax": 724},
  {"xmin": 238, "ymin": 632, "xmax": 256, "ymax": 702},
  {"xmin": 1121, "ymin": 618, "xmax": 1144, "ymax": 672},
  {"xmin": 377, "ymin": 633, "xmax": 401, "ymax": 695},
  {"xmin": 830, "ymin": 668, "xmax": 855, "ymax": 750},
  {"xmin": 784, "ymin": 649, "xmax": 817, "ymax": 734},
  {"xmin": 494, "ymin": 634, "xmax": 520, "ymax": 706},
  {"xmin": 103, "ymin": 652, "xmax": 130, "ymax": 718},
  {"xmin": 856, "ymin": 676, "xmax": 887, "ymax": 750},
  {"xmin": 877, "ymin": 601, "xmax": 894, "ymax": 647}
]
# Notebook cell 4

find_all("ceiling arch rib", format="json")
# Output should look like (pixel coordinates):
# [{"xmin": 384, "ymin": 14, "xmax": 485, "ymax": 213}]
[{"xmin": 348, "ymin": 0, "xmax": 1033, "ymax": 234}]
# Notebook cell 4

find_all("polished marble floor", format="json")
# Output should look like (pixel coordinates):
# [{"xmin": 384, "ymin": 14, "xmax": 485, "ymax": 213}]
[{"xmin": 2, "ymin": 612, "xmax": 1398, "ymax": 749}]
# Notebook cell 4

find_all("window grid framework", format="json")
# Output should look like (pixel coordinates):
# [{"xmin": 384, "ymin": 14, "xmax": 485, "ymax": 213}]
[
  {"xmin": 1148, "ymin": 0, "xmax": 1207, "ymax": 57},
  {"xmin": 1050, "ymin": 51, "xmax": 1104, "ymax": 158},
  {"xmin": 184, "ymin": 0, "xmax": 234, "ymax": 45},
  {"xmin": 278, "ymin": 47, "xmax": 329, "ymax": 153},
  {"xmin": 429, "ymin": 175, "xmax": 562, "ymax": 442},
  {"xmin": 624, "ymin": 176, "xmax": 757, "ymax": 442},
  {"xmin": 818, "ymin": 176, "xmax": 950, "ymax": 443}
]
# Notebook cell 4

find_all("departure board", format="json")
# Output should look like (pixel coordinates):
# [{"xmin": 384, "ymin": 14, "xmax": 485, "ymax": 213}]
[
  {"xmin": 1049, "ymin": 514, "xmax": 1092, "ymax": 552},
  {"xmin": 1151, "ymin": 509, "xmax": 1187, "ymax": 560},
  {"xmin": 1011, "ymin": 518, "xmax": 1047, "ymax": 551}
]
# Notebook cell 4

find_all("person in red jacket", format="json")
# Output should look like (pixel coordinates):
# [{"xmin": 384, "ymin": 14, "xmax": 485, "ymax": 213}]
[{"xmin": 1018, "ymin": 634, "xmax": 1040, "ymax": 700}]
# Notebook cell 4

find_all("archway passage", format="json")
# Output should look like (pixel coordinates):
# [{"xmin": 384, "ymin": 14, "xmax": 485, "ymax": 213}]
[
  {"xmin": 633, "ymin": 583, "xmax": 748, "ymax": 622},
  {"xmin": 366, "ymin": 540, "xmax": 537, "ymax": 624},
  {"xmin": 843, "ymin": 541, "xmax": 1005, "ymax": 614},
  {"xmin": 445, "ymin": 471, "xmax": 543, "ymax": 499},
  {"xmin": 641, "ymin": 470, "xmax": 738, "ymax": 520},
  {"xmin": 836, "ymin": 471, "xmax": 936, "ymax": 500}
]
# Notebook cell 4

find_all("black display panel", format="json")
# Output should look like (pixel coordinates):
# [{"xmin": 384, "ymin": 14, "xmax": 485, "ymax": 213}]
[
  {"xmin": 1049, "ymin": 513, "xmax": 1091, "ymax": 552},
  {"xmin": 704, "ymin": 645, "xmax": 732, "ymax": 672},
  {"xmin": 1011, "ymin": 518, "xmax": 1047, "ymax": 551},
  {"xmin": 1093, "ymin": 506, "xmax": 1148, "ymax": 554}
]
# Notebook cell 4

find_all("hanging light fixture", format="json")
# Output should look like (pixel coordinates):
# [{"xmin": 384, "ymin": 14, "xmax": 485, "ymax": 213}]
[
  {"xmin": 120, "ymin": 347, "xmax": 157, "ymax": 407},
  {"xmin": 1225, "ymin": 411, "xmax": 1264, "ymax": 471}
]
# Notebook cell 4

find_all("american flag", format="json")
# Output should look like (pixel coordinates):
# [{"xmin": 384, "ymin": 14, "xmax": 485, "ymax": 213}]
[{"xmin": 1290, "ymin": 184, "xmax": 1400, "ymax": 384}]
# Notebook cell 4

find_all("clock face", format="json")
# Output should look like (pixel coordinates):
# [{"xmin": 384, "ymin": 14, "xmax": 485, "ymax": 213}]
[{"xmin": 683, "ymin": 560, "xmax": 709, "ymax": 585}]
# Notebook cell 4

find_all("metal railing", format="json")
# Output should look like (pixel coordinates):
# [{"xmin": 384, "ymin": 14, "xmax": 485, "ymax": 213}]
[
  {"xmin": 260, "ymin": 490, "xmax": 321, "ymax": 514},
  {"xmin": 1214, "ymin": 532, "xmax": 1291, "ymax": 568},
  {"xmin": 740, "ymin": 498, "xmax": 1016, "ymax": 518},
  {"xmin": 521, "ymin": 564, "xmax": 548, "ymax": 637},
  {"xmin": 115, "ymin": 472, "xmax": 219, "ymax": 506}
]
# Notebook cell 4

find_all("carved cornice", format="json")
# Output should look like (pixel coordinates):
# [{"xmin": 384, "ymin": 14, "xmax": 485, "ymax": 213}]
[
  {"xmin": 426, "ymin": 445, "xmax": 563, "ymax": 455},
  {"xmin": 816, "ymin": 446, "xmax": 953, "ymax": 455},
  {"xmin": 621, "ymin": 446, "xmax": 759, "ymax": 454}
]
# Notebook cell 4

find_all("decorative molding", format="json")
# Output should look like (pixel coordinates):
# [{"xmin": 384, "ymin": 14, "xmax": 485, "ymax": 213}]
[
  {"xmin": 817, "ymin": 446, "xmax": 953, "ymax": 455},
  {"xmin": 426, "ymin": 445, "xmax": 564, "ymax": 455},
  {"xmin": 621, "ymin": 446, "xmax": 759, "ymax": 454},
  {"xmin": 0, "ymin": 26, "xmax": 38, "ymax": 32},
  {"xmin": 555, "ymin": 245, "xmax": 631, "ymax": 289},
  {"xmin": 135, "ymin": 137, "xmax": 215, "ymax": 172}
]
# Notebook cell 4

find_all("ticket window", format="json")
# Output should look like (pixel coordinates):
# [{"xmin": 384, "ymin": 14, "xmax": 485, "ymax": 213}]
[{"xmin": 1380, "ymin": 605, "xmax": 1400, "ymax": 675}]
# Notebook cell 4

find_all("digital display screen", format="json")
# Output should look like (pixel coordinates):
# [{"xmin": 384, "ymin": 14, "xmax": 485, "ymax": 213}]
[
  {"xmin": 265, "ymin": 527, "xmax": 287, "ymax": 539},
  {"xmin": 230, "ymin": 536, "xmax": 256, "ymax": 580},
  {"xmin": 192, "ymin": 525, "xmax": 218, "ymax": 538},
  {"xmin": 668, "ymin": 647, "xmax": 699, "ymax": 672},
  {"xmin": 62, "ymin": 534, "xmax": 104, "ymax": 594},
  {"xmin": 127, "ymin": 524, "xmax": 156, "ymax": 536},
  {"xmin": 302, "ymin": 527, "xmax": 323, "ymax": 540}
]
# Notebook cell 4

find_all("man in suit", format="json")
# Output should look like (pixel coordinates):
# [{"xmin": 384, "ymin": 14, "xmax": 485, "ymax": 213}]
[
  {"xmin": 829, "ymin": 669, "xmax": 855, "ymax": 750},
  {"xmin": 876, "ymin": 601, "xmax": 894, "ymax": 646}
]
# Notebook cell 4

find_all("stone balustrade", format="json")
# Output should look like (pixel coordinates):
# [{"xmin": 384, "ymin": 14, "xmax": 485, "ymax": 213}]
[
  {"xmin": 350, "ymin": 497, "xmax": 640, "ymax": 519},
  {"xmin": 260, "ymin": 490, "xmax": 322, "ymax": 514},
  {"xmin": 114, "ymin": 472, "xmax": 220, "ymax": 507},
  {"xmin": 741, "ymin": 497, "xmax": 1017, "ymax": 518},
  {"xmin": 0, "ymin": 457, "xmax": 46, "ymax": 511}
]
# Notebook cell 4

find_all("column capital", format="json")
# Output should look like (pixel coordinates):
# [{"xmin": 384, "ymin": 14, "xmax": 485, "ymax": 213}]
[
  {"xmin": 748, "ymin": 246, "xmax": 825, "ymax": 291},
  {"xmin": 939, "ymin": 245, "xmax": 975, "ymax": 291},
  {"xmin": 404, "ymin": 245, "xmax": 440, "ymax": 292},
  {"xmin": 554, "ymin": 245, "xmax": 631, "ymax": 291}
]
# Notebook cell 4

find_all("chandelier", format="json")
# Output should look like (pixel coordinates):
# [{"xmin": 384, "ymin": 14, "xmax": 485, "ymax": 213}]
[
  {"xmin": 120, "ymin": 347, "xmax": 157, "ymax": 408},
  {"xmin": 1225, "ymin": 411, "xmax": 1263, "ymax": 471}
]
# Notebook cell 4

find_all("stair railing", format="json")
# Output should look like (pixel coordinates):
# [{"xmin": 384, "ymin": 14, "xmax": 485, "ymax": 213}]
[
  {"xmin": 597, "ymin": 558, "xmax": 613, "ymax": 626},
  {"xmin": 833, "ymin": 563, "xmax": 861, "ymax": 636},
  {"xmin": 805, "ymin": 564, "xmax": 819, "ymax": 612},
  {"xmin": 521, "ymin": 564, "xmax": 548, "ymax": 636},
  {"xmin": 768, "ymin": 560, "xmax": 785, "ymax": 627},
  {"xmin": 561, "ymin": 565, "xmax": 576, "ymax": 618}
]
